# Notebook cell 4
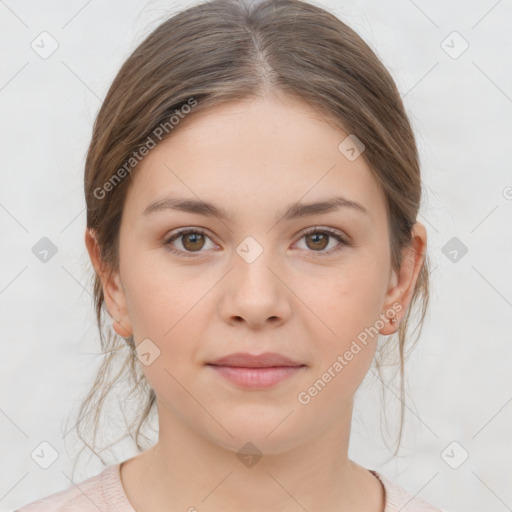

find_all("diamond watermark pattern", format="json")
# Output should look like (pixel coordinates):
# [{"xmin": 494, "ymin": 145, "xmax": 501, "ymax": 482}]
[
  {"xmin": 32, "ymin": 237, "xmax": 58, "ymax": 263},
  {"xmin": 30, "ymin": 31, "xmax": 59, "ymax": 59},
  {"xmin": 441, "ymin": 31, "xmax": 469, "ymax": 59},
  {"xmin": 236, "ymin": 236, "xmax": 263, "ymax": 264},
  {"xmin": 135, "ymin": 338, "xmax": 161, "ymax": 366},
  {"xmin": 338, "ymin": 134, "xmax": 365, "ymax": 161},
  {"xmin": 31, "ymin": 441, "xmax": 59, "ymax": 469},
  {"xmin": 236, "ymin": 442, "xmax": 263, "ymax": 468},
  {"xmin": 441, "ymin": 441, "xmax": 469, "ymax": 469},
  {"xmin": 442, "ymin": 236, "xmax": 468, "ymax": 263}
]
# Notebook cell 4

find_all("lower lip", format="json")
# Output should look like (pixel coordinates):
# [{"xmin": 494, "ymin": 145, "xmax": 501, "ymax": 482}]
[{"xmin": 207, "ymin": 365, "xmax": 305, "ymax": 389}]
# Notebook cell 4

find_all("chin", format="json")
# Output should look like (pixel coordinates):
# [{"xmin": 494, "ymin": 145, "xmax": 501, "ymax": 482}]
[{"xmin": 204, "ymin": 417, "xmax": 308, "ymax": 457}]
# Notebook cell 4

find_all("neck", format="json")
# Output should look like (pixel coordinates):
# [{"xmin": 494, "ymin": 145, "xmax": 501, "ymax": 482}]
[{"xmin": 120, "ymin": 399, "xmax": 384, "ymax": 512}]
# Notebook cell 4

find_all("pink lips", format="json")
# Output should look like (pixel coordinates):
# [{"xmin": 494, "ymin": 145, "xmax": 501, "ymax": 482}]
[{"xmin": 206, "ymin": 352, "xmax": 306, "ymax": 389}]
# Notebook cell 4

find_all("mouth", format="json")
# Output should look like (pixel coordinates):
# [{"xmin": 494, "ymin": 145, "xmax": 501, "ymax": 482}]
[
  {"xmin": 207, "ymin": 351, "xmax": 305, "ymax": 368},
  {"xmin": 206, "ymin": 364, "xmax": 306, "ymax": 389},
  {"xmin": 206, "ymin": 352, "xmax": 306, "ymax": 389}
]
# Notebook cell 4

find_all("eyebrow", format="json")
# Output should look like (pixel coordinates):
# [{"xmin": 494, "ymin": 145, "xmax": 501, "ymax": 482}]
[{"xmin": 142, "ymin": 194, "xmax": 369, "ymax": 223}]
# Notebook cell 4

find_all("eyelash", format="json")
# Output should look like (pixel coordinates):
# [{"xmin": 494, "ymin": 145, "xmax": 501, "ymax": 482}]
[{"xmin": 163, "ymin": 226, "xmax": 350, "ymax": 258}]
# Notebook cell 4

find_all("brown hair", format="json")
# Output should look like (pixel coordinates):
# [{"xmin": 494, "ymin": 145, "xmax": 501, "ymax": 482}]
[{"xmin": 73, "ymin": 0, "xmax": 430, "ymax": 474}]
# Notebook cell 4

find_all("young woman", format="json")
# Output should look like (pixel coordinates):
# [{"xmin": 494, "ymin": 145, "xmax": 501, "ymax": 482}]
[{"xmin": 17, "ymin": 0, "xmax": 443, "ymax": 510}]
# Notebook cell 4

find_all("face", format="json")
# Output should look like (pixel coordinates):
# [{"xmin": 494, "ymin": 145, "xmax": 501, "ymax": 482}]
[{"xmin": 90, "ymin": 93, "xmax": 425, "ymax": 455}]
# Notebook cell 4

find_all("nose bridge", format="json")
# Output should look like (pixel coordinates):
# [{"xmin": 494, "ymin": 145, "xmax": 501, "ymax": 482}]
[
  {"xmin": 220, "ymin": 233, "xmax": 291, "ymax": 326},
  {"xmin": 233, "ymin": 233, "xmax": 280, "ymax": 294}
]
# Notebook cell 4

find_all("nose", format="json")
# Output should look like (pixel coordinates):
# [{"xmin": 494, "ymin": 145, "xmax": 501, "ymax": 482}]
[{"xmin": 217, "ymin": 249, "xmax": 292, "ymax": 329}]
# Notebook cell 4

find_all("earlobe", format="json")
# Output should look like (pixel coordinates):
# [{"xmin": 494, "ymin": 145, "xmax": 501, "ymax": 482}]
[
  {"xmin": 84, "ymin": 228, "xmax": 133, "ymax": 338},
  {"xmin": 379, "ymin": 270, "xmax": 402, "ymax": 335},
  {"xmin": 104, "ymin": 273, "xmax": 133, "ymax": 338},
  {"xmin": 399, "ymin": 222, "xmax": 427, "ymax": 308},
  {"xmin": 379, "ymin": 222, "xmax": 427, "ymax": 335}
]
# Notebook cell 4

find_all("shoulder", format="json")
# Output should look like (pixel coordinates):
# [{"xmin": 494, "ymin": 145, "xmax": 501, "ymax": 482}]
[
  {"xmin": 371, "ymin": 470, "xmax": 447, "ymax": 512},
  {"xmin": 15, "ymin": 463, "xmax": 135, "ymax": 512}
]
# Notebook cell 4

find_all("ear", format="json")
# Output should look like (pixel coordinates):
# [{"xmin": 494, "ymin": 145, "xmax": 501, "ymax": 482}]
[
  {"xmin": 379, "ymin": 222, "xmax": 427, "ymax": 335},
  {"xmin": 85, "ymin": 228, "xmax": 133, "ymax": 338}
]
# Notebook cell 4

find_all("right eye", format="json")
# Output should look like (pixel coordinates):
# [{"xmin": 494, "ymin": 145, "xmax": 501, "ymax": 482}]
[{"xmin": 163, "ymin": 228, "xmax": 217, "ymax": 257}]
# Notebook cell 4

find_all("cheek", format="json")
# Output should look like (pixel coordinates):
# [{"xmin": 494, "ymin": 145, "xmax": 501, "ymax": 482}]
[
  {"xmin": 121, "ymin": 255, "xmax": 215, "ymax": 371},
  {"xmin": 298, "ymin": 257, "xmax": 389, "ymax": 395},
  {"xmin": 296, "ymin": 276, "xmax": 382, "ymax": 408},
  {"xmin": 122, "ymin": 267, "xmax": 207, "ymax": 398},
  {"xmin": 307, "ymin": 258, "xmax": 388, "ymax": 338},
  {"xmin": 122, "ymin": 250, "xmax": 203, "ymax": 335}
]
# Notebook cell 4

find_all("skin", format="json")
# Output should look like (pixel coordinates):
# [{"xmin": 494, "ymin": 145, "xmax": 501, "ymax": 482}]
[{"xmin": 86, "ymin": 92, "xmax": 426, "ymax": 512}]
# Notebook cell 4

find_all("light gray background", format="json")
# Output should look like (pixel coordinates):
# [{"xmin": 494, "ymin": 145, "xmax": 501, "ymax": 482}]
[{"xmin": 1, "ymin": 1, "xmax": 511, "ymax": 511}]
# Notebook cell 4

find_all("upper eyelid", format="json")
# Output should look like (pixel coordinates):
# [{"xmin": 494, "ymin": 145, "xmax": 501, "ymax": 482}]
[{"xmin": 165, "ymin": 225, "xmax": 348, "ymax": 248}]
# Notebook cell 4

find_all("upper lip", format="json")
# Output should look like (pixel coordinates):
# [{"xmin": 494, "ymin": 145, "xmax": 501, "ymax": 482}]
[{"xmin": 207, "ymin": 352, "xmax": 304, "ymax": 368}]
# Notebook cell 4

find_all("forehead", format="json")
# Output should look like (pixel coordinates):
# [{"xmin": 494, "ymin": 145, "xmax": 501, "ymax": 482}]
[{"xmin": 123, "ymin": 95, "xmax": 387, "ymax": 226}]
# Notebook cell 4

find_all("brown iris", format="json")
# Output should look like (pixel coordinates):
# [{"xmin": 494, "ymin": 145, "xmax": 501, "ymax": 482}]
[
  {"xmin": 182, "ymin": 232, "xmax": 206, "ymax": 251},
  {"xmin": 305, "ymin": 232, "xmax": 329, "ymax": 251}
]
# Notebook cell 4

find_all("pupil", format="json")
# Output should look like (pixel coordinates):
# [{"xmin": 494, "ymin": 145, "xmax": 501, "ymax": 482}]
[
  {"xmin": 185, "ymin": 233, "xmax": 203, "ymax": 250},
  {"xmin": 309, "ymin": 233, "xmax": 327, "ymax": 250}
]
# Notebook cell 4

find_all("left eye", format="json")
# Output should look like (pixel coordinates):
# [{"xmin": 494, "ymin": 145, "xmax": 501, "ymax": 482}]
[
  {"xmin": 163, "ymin": 227, "xmax": 348, "ymax": 258},
  {"xmin": 163, "ymin": 228, "xmax": 215, "ymax": 257},
  {"xmin": 295, "ymin": 228, "xmax": 348, "ymax": 255}
]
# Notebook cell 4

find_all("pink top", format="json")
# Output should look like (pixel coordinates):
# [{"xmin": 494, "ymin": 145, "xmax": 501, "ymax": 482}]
[{"xmin": 15, "ymin": 464, "xmax": 444, "ymax": 511}]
